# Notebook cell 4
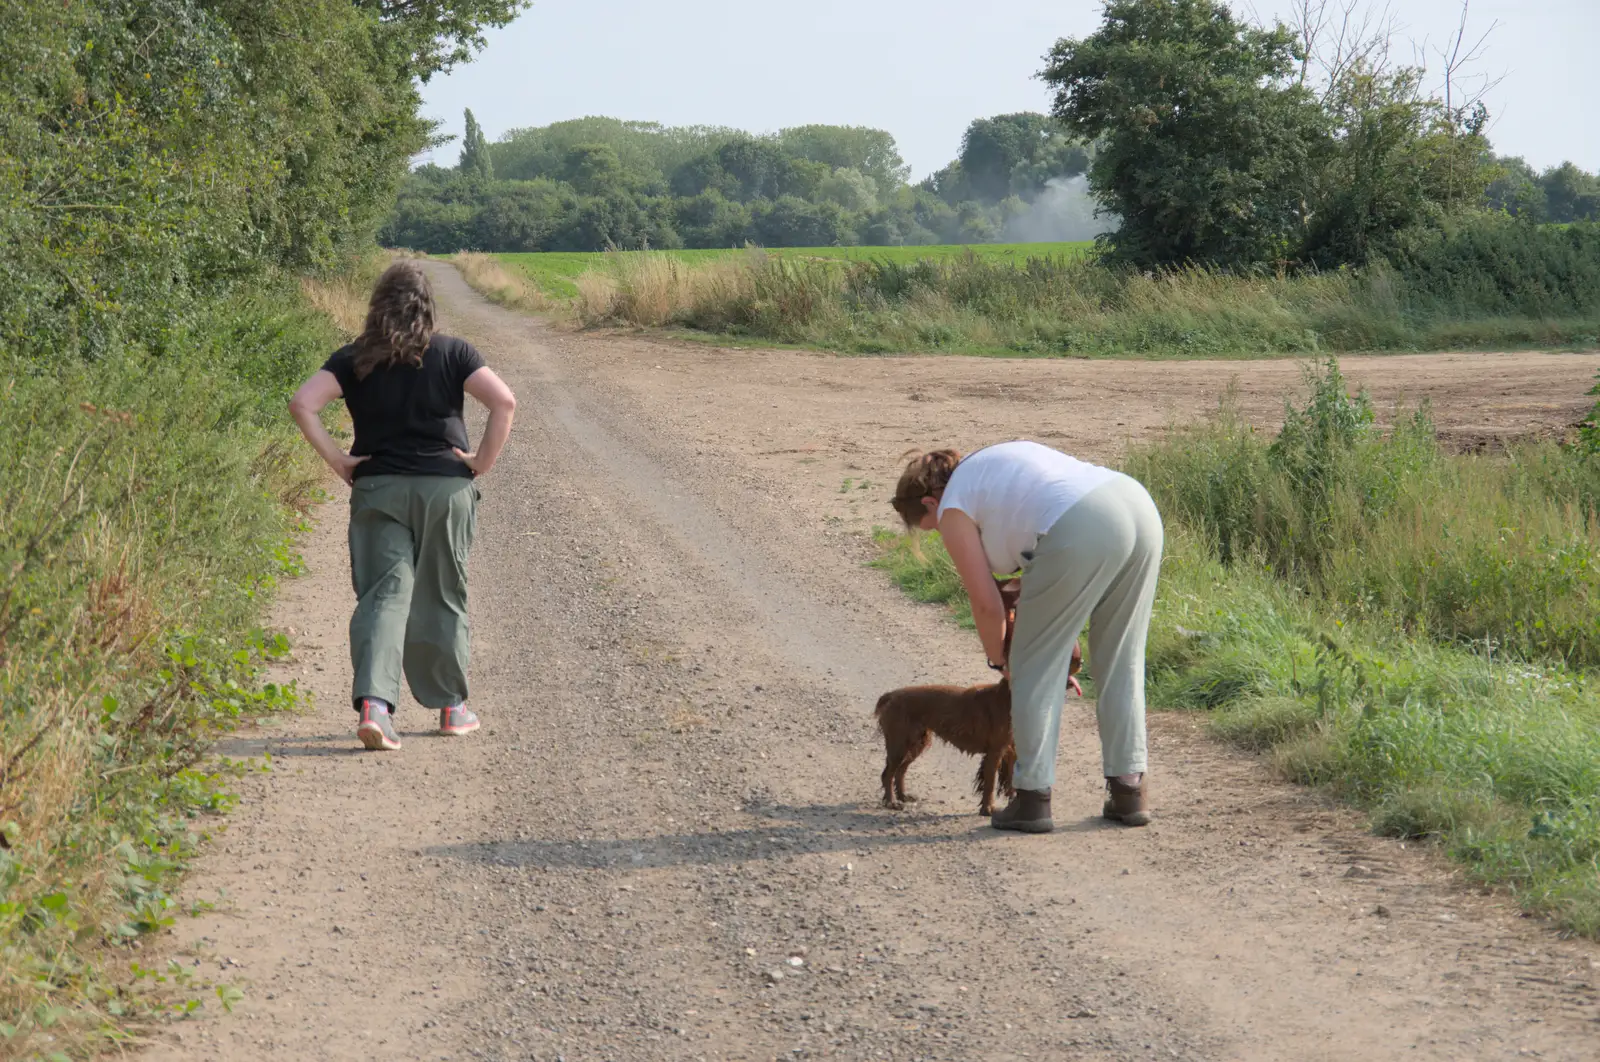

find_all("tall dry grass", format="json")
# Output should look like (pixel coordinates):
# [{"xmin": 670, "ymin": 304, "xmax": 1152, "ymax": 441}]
[
  {"xmin": 1, "ymin": 423, "xmax": 156, "ymax": 1046},
  {"xmin": 299, "ymin": 253, "xmax": 395, "ymax": 339},
  {"xmin": 300, "ymin": 275, "xmax": 368, "ymax": 338},
  {"xmin": 560, "ymin": 224, "xmax": 1600, "ymax": 357},
  {"xmin": 566, "ymin": 249, "xmax": 1341, "ymax": 353},
  {"xmin": 573, "ymin": 249, "xmax": 765, "ymax": 328},
  {"xmin": 454, "ymin": 251, "xmax": 552, "ymax": 313},
  {"xmin": 571, "ymin": 269, "xmax": 619, "ymax": 321}
]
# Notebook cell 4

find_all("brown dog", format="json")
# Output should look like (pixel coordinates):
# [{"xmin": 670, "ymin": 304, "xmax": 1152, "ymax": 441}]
[{"xmin": 874, "ymin": 578, "xmax": 1082, "ymax": 815}]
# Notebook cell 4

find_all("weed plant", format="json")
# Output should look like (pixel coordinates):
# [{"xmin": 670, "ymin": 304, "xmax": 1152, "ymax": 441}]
[{"xmin": 1126, "ymin": 360, "xmax": 1600, "ymax": 667}]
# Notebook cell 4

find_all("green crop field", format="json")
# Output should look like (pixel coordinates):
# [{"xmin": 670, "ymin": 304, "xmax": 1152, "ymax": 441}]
[{"xmin": 492, "ymin": 242, "xmax": 1095, "ymax": 297}]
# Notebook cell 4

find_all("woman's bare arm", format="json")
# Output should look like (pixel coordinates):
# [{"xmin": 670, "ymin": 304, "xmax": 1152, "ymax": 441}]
[
  {"xmin": 455, "ymin": 367, "xmax": 517, "ymax": 477},
  {"xmin": 938, "ymin": 508, "xmax": 1009, "ymax": 672},
  {"xmin": 288, "ymin": 370, "xmax": 367, "ymax": 486}
]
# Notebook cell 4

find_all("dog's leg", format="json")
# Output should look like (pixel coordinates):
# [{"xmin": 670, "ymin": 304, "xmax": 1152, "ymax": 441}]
[
  {"xmin": 977, "ymin": 751, "xmax": 1000, "ymax": 816},
  {"xmin": 881, "ymin": 743, "xmax": 903, "ymax": 810},
  {"xmin": 998, "ymin": 745, "xmax": 1017, "ymax": 798},
  {"xmin": 895, "ymin": 731, "xmax": 931, "ymax": 806}
]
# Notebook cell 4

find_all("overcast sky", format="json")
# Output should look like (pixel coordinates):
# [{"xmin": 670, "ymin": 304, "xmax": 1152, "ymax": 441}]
[{"xmin": 419, "ymin": 0, "xmax": 1597, "ymax": 179}]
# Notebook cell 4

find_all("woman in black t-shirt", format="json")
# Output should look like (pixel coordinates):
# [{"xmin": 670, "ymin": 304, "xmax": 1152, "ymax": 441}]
[{"xmin": 289, "ymin": 261, "xmax": 517, "ymax": 751}]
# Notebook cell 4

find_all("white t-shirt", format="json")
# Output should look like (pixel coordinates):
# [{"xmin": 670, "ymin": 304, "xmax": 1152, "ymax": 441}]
[{"xmin": 937, "ymin": 441, "xmax": 1120, "ymax": 575}]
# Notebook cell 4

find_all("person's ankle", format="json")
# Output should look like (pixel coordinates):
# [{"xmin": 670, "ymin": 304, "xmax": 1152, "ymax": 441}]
[{"xmin": 1111, "ymin": 772, "xmax": 1143, "ymax": 787}]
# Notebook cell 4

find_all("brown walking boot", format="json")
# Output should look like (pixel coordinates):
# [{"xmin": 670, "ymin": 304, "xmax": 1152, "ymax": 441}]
[
  {"xmin": 990, "ymin": 788, "xmax": 1053, "ymax": 833},
  {"xmin": 1103, "ymin": 776, "xmax": 1152, "ymax": 826}
]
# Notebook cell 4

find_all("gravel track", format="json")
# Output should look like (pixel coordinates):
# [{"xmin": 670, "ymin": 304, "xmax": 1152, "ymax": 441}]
[{"xmin": 150, "ymin": 266, "xmax": 1600, "ymax": 1062}]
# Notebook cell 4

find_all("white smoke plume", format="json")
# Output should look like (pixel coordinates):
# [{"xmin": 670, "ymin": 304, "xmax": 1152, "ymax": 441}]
[{"xmin": 1002, "ymin": 175, "xmax": 1119, "ymax": 244}]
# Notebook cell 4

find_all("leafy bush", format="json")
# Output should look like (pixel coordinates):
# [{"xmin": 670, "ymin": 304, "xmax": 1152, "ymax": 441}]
[
  {"xmin": 1387, "ymin": 217, "xmax": 1600, "ymax": 319},
  {"xmin": 1, "ymin": 0, "xmax": 522, "ymax": 363},
  {"xmin": 0, "ymin": 287, "xmax": 335, "ymax": 1051},
  {"xmin": 1128, "ymin": 359, "xmax": 1437, "ymax": 575}
]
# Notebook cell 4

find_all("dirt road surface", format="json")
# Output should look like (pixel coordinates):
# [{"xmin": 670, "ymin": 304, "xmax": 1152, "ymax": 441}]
[{"xmin": 151, "ymin": 266, "xmax": 1600, "ymax": 1062}]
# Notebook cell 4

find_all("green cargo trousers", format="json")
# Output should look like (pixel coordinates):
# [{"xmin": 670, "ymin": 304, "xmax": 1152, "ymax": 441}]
[{"xmin": 347, "ymin": 474, "xmax": 478, "ymax": 711}]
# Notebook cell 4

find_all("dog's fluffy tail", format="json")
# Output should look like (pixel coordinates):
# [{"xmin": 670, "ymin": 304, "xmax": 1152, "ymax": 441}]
[{"xmin": 873, "ymin": 691, "xmax": 894, "ymax": 727}]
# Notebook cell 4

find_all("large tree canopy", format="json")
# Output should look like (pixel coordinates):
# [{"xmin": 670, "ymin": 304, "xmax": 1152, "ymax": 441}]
[
  {"xmin": 777, "ymin": 125, "xmax": 910, "ymax": 191},
  {"xmin": 1041, "ymin": 0, "xmax": 1503, "ymax": 269},
  {"xmin": 1041, "ymin": 0, "xmax": 1324, "ymax": 268},
  {"xmin": 2, "ymin": 0, "xmax": 528, "ymax": 359},
  {"xmin": 958, "ymin": 113, "xmax": 1059, "ymax": 202}
]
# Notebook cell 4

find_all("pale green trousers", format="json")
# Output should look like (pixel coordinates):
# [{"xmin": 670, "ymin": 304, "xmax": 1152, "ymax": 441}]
[{"xmin": 1009, "ymin": 475, "xmax": 1164, "ymax": 789}]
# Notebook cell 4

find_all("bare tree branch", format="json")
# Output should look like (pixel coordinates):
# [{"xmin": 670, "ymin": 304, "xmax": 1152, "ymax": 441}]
[
  {"xmin": 1428, "ymin": 0, "xmax": 1505, "ymax": 122},
  {"xmin": 1275, "ymin": 0, "xmax": 1504, "ymax": 125},
  {"xmin": 1281, "ymin": 0, "xmax": 1403, "ymax": 101}
]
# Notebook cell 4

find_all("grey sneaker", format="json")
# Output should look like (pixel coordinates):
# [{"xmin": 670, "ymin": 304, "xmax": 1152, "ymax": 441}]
[
  {"xmin": 438, "ymin": 704, "xmax": 479, "ymax": 736},
  {"xmin": 356, "ymin": 698, "xmax": 401, "ymax": 751}
]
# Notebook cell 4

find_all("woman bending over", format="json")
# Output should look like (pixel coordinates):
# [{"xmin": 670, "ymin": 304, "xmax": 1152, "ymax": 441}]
[{"xmin": 892, "ymin": 441, "xmax": 1163, "ymax": 831}]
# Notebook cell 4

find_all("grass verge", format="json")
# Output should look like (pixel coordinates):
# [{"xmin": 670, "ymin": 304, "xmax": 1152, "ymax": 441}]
[
  {"xmin": 869, "ymin": 359, "xmax": 1600, "ymax": 936},
  {"xmin": 0, "ymin": 266, "xmax": 366, "ymax": 1057},
  {"xmin": 555, "ymin": 219, "xmax": 1600, "ymax": 358},
  {"xmin": 493, "ymin": 242, "xmax": 1095, "ymax": 300},
  {"xmin": 1125, "ymin": 362, "xmax": 1600, "ymax": 668},
  {"xmin": 453, "ymin": 252, "xmax": 554, "ymax": 313}
]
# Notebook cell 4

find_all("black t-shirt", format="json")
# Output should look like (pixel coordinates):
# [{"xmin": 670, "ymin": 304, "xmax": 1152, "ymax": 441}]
[{"xmin": 323, "ymin": 335, "xmax": 486, "ymax": 480}]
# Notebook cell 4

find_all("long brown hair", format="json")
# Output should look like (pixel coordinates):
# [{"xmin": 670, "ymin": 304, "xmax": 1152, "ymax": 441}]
[
  {"xmin": 891, "ymin": 449, "xmax": 961, "ymax": 527},
  {"xmin": 352, "ymin": 261, "xmax": 436, "ymax": 380}
]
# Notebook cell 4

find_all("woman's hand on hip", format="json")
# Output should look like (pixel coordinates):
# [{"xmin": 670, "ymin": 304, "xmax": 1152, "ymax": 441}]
[
  {"xmin": 331, "ymin": 451, "xmax": 368, "ymax": 487},
  {"xmin": 453, "ymin": 447, "xmax": 490, "ymax": 477}
]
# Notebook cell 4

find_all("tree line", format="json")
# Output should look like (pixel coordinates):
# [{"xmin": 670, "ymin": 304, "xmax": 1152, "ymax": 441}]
[
  {"xmin": 1485, "ymin": 159, "xmax": 1600, "ymax": 225},
  {"xmin": 384, "ymin": 0, "xmax": 1599, "ymax": 274},
  {"xmin": 379, "ymin": 112, "xmax": 1105, "ymax": 253}
]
